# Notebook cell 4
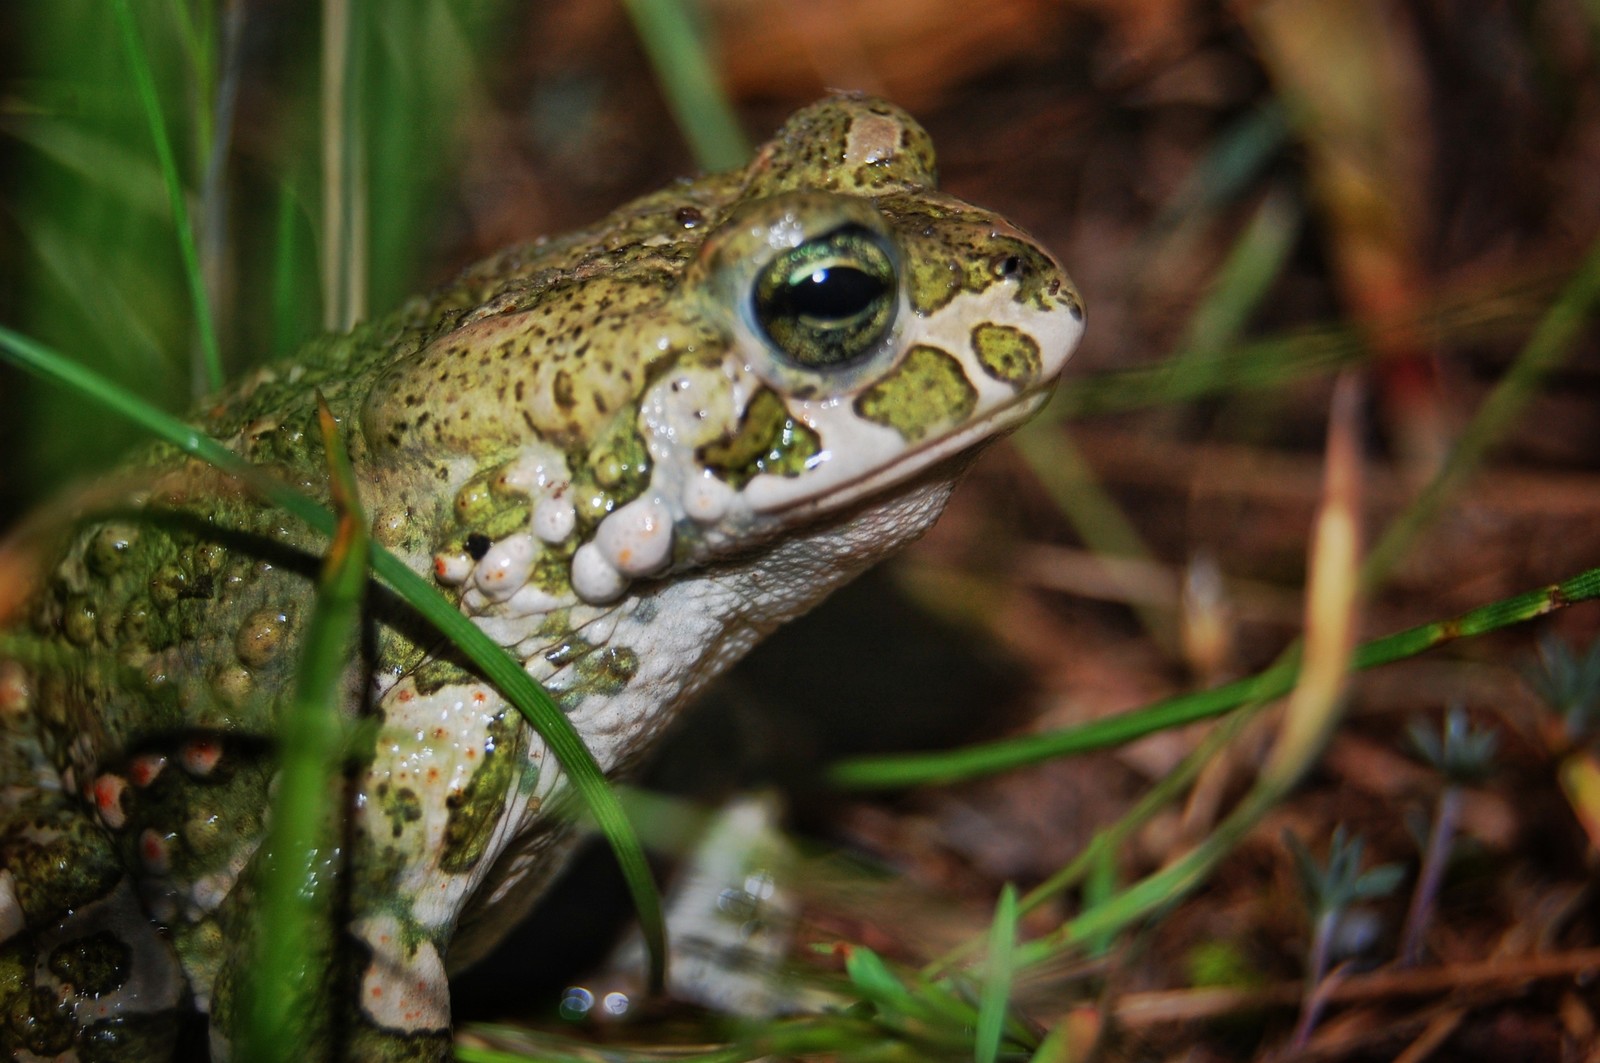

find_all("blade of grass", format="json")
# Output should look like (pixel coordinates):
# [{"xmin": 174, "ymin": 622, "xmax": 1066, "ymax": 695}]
[
  {"xmin": 831, "ymin": 562, "xmax": 1600, "ymax": 789},
  {"xmin": 842, "ymin": 945, "xmax": 927, "ymax": 1025},
  {"xmin": 1012, "ymin": 424, "xmax": 1171, "ymax": 651},
  {"xmin": 1016, "ymin": 376, "xmax": 1364, "ymax": 970},
  {"xmin": 1154, "ymin": 100, "xmax": 1290, "ymax": 229},
  {"xmin": 322, "ymin": 0, "xmax": 367, "ymax": 331},
  {"xmin": 195, "ymin": 0, "xmax": 245, "ymax": 368},
  {"xmin": 974, "ymin": 884, "xmax": 1019, "ymax": 1063},
  {"xmin": 923, "ymin": 705, "xmax": 1260, "ymax": 980},
  {"xmin": 1, "ymin": 118, "xmax": 171, "ymax": 219},
  {"xmin": 1176, "ymin": 189, "xmax": 1302, "ymax": 364},
  {"xmin": 271, "ymin": 180, "xmax": 317, "ymax": 357},
  {"xmin": 1050, "ymin": 323, "xmax": 1364, "ymax": 418},
  {"xmin": 0, "ymin": 324, "xmax": 668, "ymax": 991},
  {"xmin": 13, "ymin": 211, "xmax": 171, "ymax": 382},
  {"xmin": 364, "ymin": 2, "xmax": 497, "ymax": 315},
  {"xmin": 240, "ymin": 397, "xmax": 368, "ymax": 1063},
  {"xmin": 1014, "ymin": 192, "xmax": 1301, "ymax": 653},
  {"xmin": 111, "ymin": 0, "xmax": 223, "ymax": 394},
  {"xmin": 620, "ymin": 0, "xmax": 750, "ymax": 172},
  {"xmin": 1126, "ymin": 101, "xmax": 1290, "ymax": 312},
  {"xmin": 1260, "ymin": 373, "xmax": 1362, "ymax": 790},
  {"xmin": 1044, "ymin": 273, "xmax": 1552, "ymax": 421},
  {"xmin": 166, "ymin": 0, "xmax": 217, "ymax": 157},
  {"xmin": 1362, "ymin": 231, "xmax": 1600, "ymax": 583}
]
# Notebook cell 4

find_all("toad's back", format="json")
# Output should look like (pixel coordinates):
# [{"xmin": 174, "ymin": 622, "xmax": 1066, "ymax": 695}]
[{"xmin": 0, "ymin": 95, "xmax": 1083, "ymax": 1061}]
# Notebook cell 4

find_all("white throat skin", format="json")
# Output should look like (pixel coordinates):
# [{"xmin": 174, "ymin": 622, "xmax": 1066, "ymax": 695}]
[{"xmin": 446, "ymin": 473, "xmax": 960, "ymax": 970}]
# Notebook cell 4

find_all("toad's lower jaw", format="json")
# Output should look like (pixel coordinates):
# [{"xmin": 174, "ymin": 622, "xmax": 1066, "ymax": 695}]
[{"xmin": 742, "ymin": 386, "xmax": 1055, "ymax": 520}]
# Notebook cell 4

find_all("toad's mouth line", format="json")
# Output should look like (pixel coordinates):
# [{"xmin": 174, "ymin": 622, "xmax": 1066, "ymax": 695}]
[{"xmin": 751, "ymin": 383, "xmax": 1057, "ymax": 520}]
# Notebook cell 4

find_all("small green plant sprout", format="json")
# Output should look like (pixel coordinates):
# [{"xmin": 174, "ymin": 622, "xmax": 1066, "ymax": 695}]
[
  {"xmin": 1397, "ymin": 706, "xmax": 1498, "ymax": 967},
  {"xmin": 828, "ymin": 940, "xmax": 1038, "ymax": 1062},
  {"xmin": 1406, "ymin": 705, "xmax": 1498, "ymax": 783},
  {"xmin": 1285, "ymin": 825, "xmax": 1404, "ymax": 1050},
  {"xmin": 1526, "ymin": 634, "xmax": 1600, "ymax": 746},
  {"xmin": 1524, "ymin": 634, "xmax": 1600, "ymax": 852}
]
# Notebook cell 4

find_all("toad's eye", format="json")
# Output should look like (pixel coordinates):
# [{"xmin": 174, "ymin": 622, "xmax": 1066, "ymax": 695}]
[{"xmin": 752, "ymin": 225, "xmax": 897, "ymax": 371}]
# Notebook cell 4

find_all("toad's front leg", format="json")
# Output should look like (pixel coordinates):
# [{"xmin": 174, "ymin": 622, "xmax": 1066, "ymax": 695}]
[{"xmin": 209, "ymin": 673, "xmax": 536, "ymax": 1061}]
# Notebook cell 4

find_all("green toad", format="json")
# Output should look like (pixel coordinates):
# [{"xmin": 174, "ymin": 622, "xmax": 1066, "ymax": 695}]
[{"xmin": 0, "ymin": 95, "xmax": 1083, "ymax": 1060}]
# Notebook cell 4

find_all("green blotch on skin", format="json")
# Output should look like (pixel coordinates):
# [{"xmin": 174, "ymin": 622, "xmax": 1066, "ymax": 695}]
[
  {"xmin": 907, "ymin": 256, "xmax": 961, "ymax": 314},
  {"xmin": 76, "ymin": 1011, "xmax": 186, "ymax": 1062},
  {"xmin": 377, "ymin": 783, "xmax": 424, "ymax": 840},
  {"xmin": 4, "ymin": 808, "xmax": 124, "ymax": 924},
  {"xmin": 854, "ymin": 345, "xmax": 976, "ymax": 442},
  {"xmin": 905, "ymin": 233, "xmax": 1064, "ymax": 316},
  {"xmin": 412, "ymin": 656, "xmax": 474, "ymax": 696},
  {"xmin": 569, "ymin": 419, "xmax": 652, "ymax": 531},
  {"xmin": 3, "ymin": 974, "xmax": 75, "ymax": 1054},
  {"xmin": 450, "ymin": 463, "xmax": 535, "ymax": 544},
  {"xmin": 972, "ymin": 323, "xmax": 1042, "ymax": 388},
  {"xmin": 577, "ymin": 645, "xmax": 638, "ymax": 697},
  {"xmin": 529, "ymin": 547, "xmax": 576, "ymax": 595},
  {"xmin": 697, "ymin": 388, "xmax": 821, "ymax": 488},
  {"xmin": 345, "ymin": 1022, "xmax": 454, "ymax": 1062},
  {"xmin": 552, "ymin": 643, "xmax": 640, "ymax": 712},
  {"xmin": 440, "ymin": 710, "xmax": 524, "ymax": 874},
  {"xmin": 48, "ymin": 932, "xmax": 130, "ymax": 997}
]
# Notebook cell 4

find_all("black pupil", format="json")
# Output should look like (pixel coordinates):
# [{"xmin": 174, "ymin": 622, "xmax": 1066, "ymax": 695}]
[{"xmin": 787, "ymin": 266, "xmax": 885, "ymax": 321}]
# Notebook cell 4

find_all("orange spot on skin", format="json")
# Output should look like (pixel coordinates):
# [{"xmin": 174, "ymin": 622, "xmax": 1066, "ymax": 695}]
[
  {"xmin": 433, "ymin": 727, "xmax": 448, "ymax": 739},
  {"xmin": 92, "ymin": 775, "xmax": 128, "ymax": 828},
  {"xmin": 473, "ymin": 690, "xmax": 487, "ymax": 704},
  {"xmin": 433, "ymin": 558, "xmax": 447, "ymax": 577},
  {"xmin": 427, "ymin": 768, "xmax": 440, "ymax": 782},
  {"xmin": 398, "ymin": 689, "xmax": 415, "ymax": 703},
  {"xmin": 181, "ymin": 737, "xmax": 222, "ymax": 776},
  {"xmin": 130, "ymin": 754, "xmax": 166, "ymax": 787},
  {"xmin": 371, "ymin": 986, "xmax": 383, "ymax": 998},
  {"xmin": 465, "ymin": 749, "xmax": 477, "ymax": 760},
  {"xmin": 139, "ymin": 829, "xmax": 171, "ymax": 873}
]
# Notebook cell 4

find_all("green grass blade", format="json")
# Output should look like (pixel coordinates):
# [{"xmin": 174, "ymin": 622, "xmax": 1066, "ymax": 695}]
[
  {"xmin": 831, "ymin": 564, "xmax": 1600, "ymax": 789},
  {"xmin": 923, "ymin": 707, "xmax": 1260, "ymax": 981},
  {"xmin": 1049, "ymin": 323, "xmax": 1364, "ymax": 419},
  {"xmin": 322, "ymin": 0, "xmax": 367, "ymax": 331},
  {"xmin": 12, "ymin": 211, "xmax": 171, "ymax": 383},
  {"xmin": 271, "ymin": 180, "xmax": 317, "ymax": 357},
  {"xmin": 0, "ymin": 325, "xmax": 669, "ymax": 991},
  {"xmin": 1363, "ymin": 232, "xmax": 1600, "ymax": 583},
  {"xmin": 974, "ymin": 884, "xmax": 1018, "ymax": 1063},
  {"xmin": 111, "ymin": 0, "xmax": 224, "ymax": 394},
  {"xmin": 2, "ymin": 117, "xmax": 171, "ymax": 220},
  {"xmin": 1012, "ymin": 424, "xmax": 1168, "ymax": 649},
  {"xmin": 241, "ymin": 400, "xmax": 369, "ymax": 1063},
  {"xmin": 620, "ymin": 0, "xmax": 750, "ymax": 171},
  {"xmin": 1177, "ymin": 189, "xmax": 1301, "ymax": 360},
  {"xmin": 843, "ymin": 945, "xmax": 921, "ymax": 1020},
  {"xmin": 363, "ymin": 2, "xmax": 497, "ymax": 317}
]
